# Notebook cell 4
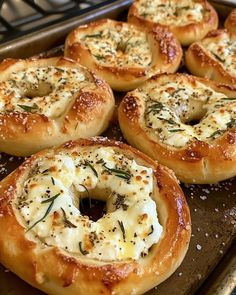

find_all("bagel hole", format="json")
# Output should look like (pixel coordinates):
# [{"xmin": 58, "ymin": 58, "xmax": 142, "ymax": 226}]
[
  {"xmin": 181, "ymin": 101, "xmax": 207, "ymax": 125},
  {"xmin": 79, "ymin": 198, "xmax": 107, "ymax": 222},
  {"xmin": 23, "ymin": 82, "xmax": 52, "ymax": 99},
  {"xmin": 77, "ymin": 188, "xmax": 111, "ymax": 222}
]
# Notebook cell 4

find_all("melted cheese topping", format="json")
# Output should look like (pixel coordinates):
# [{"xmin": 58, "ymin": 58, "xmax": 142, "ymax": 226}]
[
  {"xmin": 16, "ymin": 147, "xmax": 162, "ymax": 261},
  {"xmin": 137, "ymin": 77, "xmax": 236, "ymax": 147},
  {"xmin": 0, "ymin": 67, "xmax": 91, "ymax": 118},
  {"xmin": 201, "ymin": 34, "xmax": 236, "ymax": 76},
  {"xmin": 77, "ymin": 24, "xmax": 151, "ymax": 67},
  {"xmin": 136, "ymin": 0, "xmax": 205, "ymax": 26}
]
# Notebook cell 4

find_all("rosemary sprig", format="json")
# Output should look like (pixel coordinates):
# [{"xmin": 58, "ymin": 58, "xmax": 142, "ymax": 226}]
[
  {"xmin": 84, "ymin": 32, "xmax": 102, "ymax": 38},
  {"xmin": 79, "ymin": 184, "xmax": 91, "ymax": 209},
  {"xmin": 84, "ymin": 160, "xmax": 98, "ymax": 177},
  {"xmin": 18, "ymin": 103, "xmax": 38, "ymax": 112},
  {"xmin": 92, "ymin": 54, "xmax": 105, "ymax": 61},
  {"xmin": 51, "ymin": 177, "xmax": 55, "ymax": 185},
  {"xmin": 103, "ymin": 163, "xmax": 131, "ymax": 181},
  {"xmin": 55, "ymin": 67, "xmax": 65, "ymax": 73},
  {"xmin": 208, "ymin": 129, "xmax": 225, "ymax": 139},
  {"xmin": 118, "ymin": 220, "xmax": 126, "ymax": 241},
  {"xmin": 61, "ymin": 208, "xmax": 77, "ymax": 228},
  {"xmin": 146, "ymin": 101, "xmax": 164, "ymax": 115},
  {"xmin": 221, "ymin": 97, "xmax": 236, "ymax": 100},
  {"xmin": 116, "ymin": 37, "xmax": 132, "ymax": 53},
  {"xmin": 26, "ymin": 195, "xmax": 59, "ymax": 232},
  {"xmin": 157, "ymin": 117, "xmax": 176, "ymax": 125},
  {"xmin": 211, "ymin": 52, "xmax": 225, "ymax": 63},
  {"xmin": 169, "ymin": 128, "xmax": 185, "ymax": 132},
  {"xmin": 41, "ymin": 193, "xmax": 60, "ymax": 204},
  {"xmin": 227, "ymin": 118, "xmax": 236, "ymax": 129},
  {"xmin": 148, "ymin": 225, "xmax": 154, "ymax": 236},
  {"xmin": 79, "ymin": 241, "xmax": 88, "ymax": 255}
]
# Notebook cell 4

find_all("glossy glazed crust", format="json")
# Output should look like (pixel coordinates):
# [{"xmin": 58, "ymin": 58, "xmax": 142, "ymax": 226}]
[
  {"xmin": 0, "ymin": 57, "xmax": 115, "ymax": 156},
  {"xmin": 0, "ymin": 137, "xmax": 191, "ymax": 295},
  {"xmin": 225, "ymin": 9, "xmax": 236, "ymax": 34},
  {"xmin": 64, "ymin": 19, "xmax": 182, "ymax": 91},
  {"xmin": 185, "ymin": 30, "xmax": 236, "ymax": 85},
  {"xmin": 118, "ymin": 74, "xmax": 236, "ymax": 184},
  {"xmin": 128, "ymin": 0, "xmax": 218, "ymax": 46}
]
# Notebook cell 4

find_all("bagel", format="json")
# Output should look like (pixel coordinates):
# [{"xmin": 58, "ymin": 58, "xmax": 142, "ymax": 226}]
[
  {"xmin": 185, "ymin": 29, "xmax": 236, "ymax": 85},
  {"xmin": 0, "ymin": 57, "xmax": 114, "ymax": 156},
  {"xmin": 118, "ymin": 73, "xmax": 236, "ymax": 184},
  {"xmin": 225, "ymin": 9, "xmax": 236, "ymax": 34},
  {"xmin": 128, "ymin": 0, "xmax": 218, "ymax": 46},
  {"xmin": 64, "ymin": 19, "xmax": 182, "ymax": 91},
  {"xmin": 0, "ymin": 137, "xmax": 191, "ymax": 295}
]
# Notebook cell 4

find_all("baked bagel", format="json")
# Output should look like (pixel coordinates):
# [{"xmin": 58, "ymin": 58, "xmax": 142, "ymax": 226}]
[
  {"xmin": 118, "ymin": 73, "xmax": 236, "ymax": 184},
  {"xmin": 128, "ymin": 0, "xmax": 218, "ymax": 46},
  {"xmin": 185, "ymin": 29, "xmax": 236, "ymax": 85},
  {"xmin": 0, "ymin": 57, "xmax": 114, "ymax": 156},
  {"xmin": 64, "ymin": 19, "xmax": 182, "ymax": 91},
  {"xmin": 225, "ymin": 9, "xmax": 236, "ymax": 34},
  {"xmin": 0, "ymin": 137, "xmax": 191, "ymax": 295}
]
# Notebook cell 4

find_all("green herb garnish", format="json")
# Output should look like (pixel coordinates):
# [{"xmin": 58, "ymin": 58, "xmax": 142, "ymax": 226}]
[
  {"xmin": 146, "ymin": 101, "xmax": 164, "ymax": 115},
  {"xmin": 148, "ymin": 225, "xmax": 154, "ymax": 236},
  {"xmin": 211, "ymin": 52, "xmax": 225, "ymax": 63},
  {"xmin": 55, "ymin": 67, "xmax": 65, "ymax": 72},
  {"xmin": 84, "ymin": 32, "xmax": 102, "ymax": 38},
  {"xmin": 84, "ymin": 160, "xmax": 98, "ymax": 177},
  {"xmin": 103, "ymin": 164, "xmax": 131, "ymax": 181},
  {"xmin": 18, "ymin": 103, "xmax": 38, "ymax": 112},
  {"xmin": 61, "ymin": 208, "xmax": 77, "ymax": 228},
  {"xmin": 118, "ymin": 220, "xmax": 126, "ymax": 241},
  {"xmin": 51, "ymin": 177, "xmax": 55, "ymax": 185},
  {"xmin": 157, "ymin": 117, "xmax": 176, "ymax": 125},
  {"xmin": 116, "ymin": 37, "xmax": 132, "ymax": 53},
  {"xmin": 208, "ymin": 129, "xmax": 225, "ymax": 138},
  {"xmin": 221, "ymin": 97, "xmax": 236, "ymax": 100},
  {"xmin": 26, "ymin": 195, "xmax": 59, "ymax": 232},
  {"xmin": 92, "ymin": 54, "xmax": 105, "ymax": 61},
  {"xmin": 41, "ymin": 193, "xmax": 60, "ymax": 204},
  {"xmin": 227, "ymin": 118, "xmax": 236, "ymax": 129},
  {"xmin": 79, "ymin": 241, "xmax": 88, "ymax": 255},
  {"xmin": 169, "ymin": 128, "xmax": 185, "ymax": 132}
]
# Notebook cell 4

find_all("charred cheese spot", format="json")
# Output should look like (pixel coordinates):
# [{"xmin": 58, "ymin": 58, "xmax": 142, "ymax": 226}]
[{"xmin": 16, "ymin": 147, "xmax": 163, "ymax": 261}]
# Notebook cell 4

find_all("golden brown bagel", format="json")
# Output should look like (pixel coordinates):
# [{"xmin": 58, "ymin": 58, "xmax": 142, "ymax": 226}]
[
  {"xmin": 0, "ymin": 57, "xmax": 114, "ymax": 156},
  {"xmin": 225, "ymin": 9, "xmax": 236, "ymax": 34},
  {"xmin": 118, "ymin": 73, "xmax": 236, "ymax": 184},
  {"xmin": 185, "ymin": 29, "xmax": 236, "ymax": 85},
  {"xmin": 64, "ymin": 19, "xmax": 182, "ymax": 91},
  {"xmin": 0, "ymin": 137, "xmax": 191, "ymax": 295},
  {"xmin": 128, "ymin": 0, "xmax": 218, "ymax": 46}
]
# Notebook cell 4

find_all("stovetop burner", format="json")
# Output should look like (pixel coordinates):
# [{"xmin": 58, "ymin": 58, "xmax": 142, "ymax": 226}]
[{"xmin": 0, "ymin": 0, "xmax": 113, "ymax": 43}]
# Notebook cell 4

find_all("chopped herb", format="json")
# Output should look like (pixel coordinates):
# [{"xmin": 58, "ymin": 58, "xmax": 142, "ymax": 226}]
[
  {"xmin": 84, "ymin": 160, "xmax": 98, "ymax": 177},
  {"xmin": 79, "ymin": 241, "xmax": 88, "ymax": 255},
  {"xmin": 51, "ymin": 177, "xmax": 55, "ymax": 185},
  {"xmin": 116, "ymin": 37, "xmax": 132, "ymax": 53},
  {"xmin": 157, "ymin": 117, "xmax": 176, "ymax": 125},
  {"xmin": 92, "ymin": 54, "xmax": 105, "ymax": 61},
  {"xmin": 96, "ymin": 159, "xmax": 104, "ymax": 164},
  {"xmin": 41, "ymin": 193, "xmax": 60, "ymax": 204},
  {"xmin": 211, "ymin": 52, "xmax": 225, "ymax": 63},
  {"xmin": 169, "ymin": 128, "xmax": 185, "ymax": 132},
  {"xmin": 61, "ymin": 208, "xmax": 77, "ymax": 228},
  {"xmin": 221, "ymin": 97, "xmax": 236, "ymax": 100},
  {"xmin": 18, "ymin": 103, "xmax": 38, "ymax": 112},
  {"xmin": 103, "ymin": 164, "xmax": 131, "ymax": 181},
  {"xmin": 75, "ymin": 122, "xmax": 79, "ymax": 130},
  {"xmin": 118, "ymin": 220, "xmax": 126, "ymax": 241},
  {"xmin": 42, "ymin": 169, "xmax": 50, "ymax": 174},
  {"xmin": 148, "ymin": 225, "xmax": 154, "ymax": 236},
  {"xmin": 55, "ymin": 67, "xmax": 65, "ymax": 72},
  {"xmin": 26, "ymin": 198, "xmax": 56, "ymax": 232},
  {"xmin": 208, "ymin": 129, "xmax": 225, "ymax": 138},
  {"xmin": 227, "ymin": 118, "xmax": 236, "ymax": 129},
  {"xmin": 84, "ymin": 32, "xmax": 102, "ymax": 38},
  {"xmin": 146, "ymin": 101, "xmax": 164, "ymax": 115}
]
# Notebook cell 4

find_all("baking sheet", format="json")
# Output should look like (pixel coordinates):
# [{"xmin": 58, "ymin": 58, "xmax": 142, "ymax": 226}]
[{"xmin": 0, "ymin": 1, "xmax": 235, "ymax": 294}]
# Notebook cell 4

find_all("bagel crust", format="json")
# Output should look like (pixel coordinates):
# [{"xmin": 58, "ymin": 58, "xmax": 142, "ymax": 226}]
[
  {"xmin": 0, "ymin": 57, "xmax": 114, "ymax": 156},
  {"xmin": 128, "ymin": 0, "xmax": 218, "ymax": 46},
  {"xmin": 0, "ymin": 137, "xmax": 191, "ymax": 295},
  {"xmin": 64, "ymin": 19, "xmax": 182, "ymax": 91},
  {"xmin": 225, "ymin": 9, "xmax": 236, "ymax": 34},
  {"xmin": 118, "ymin": 73, "xmax": 236, "ymax": 184},
  {"xmin": 185, "ymin": 29, "xmax": 236, "ymax": 85}
]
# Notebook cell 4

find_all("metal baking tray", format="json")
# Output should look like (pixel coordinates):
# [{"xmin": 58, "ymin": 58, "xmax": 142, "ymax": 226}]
[{"xmin": 0, "ymin": 1, "xmax": 235, "ymax": 294}]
